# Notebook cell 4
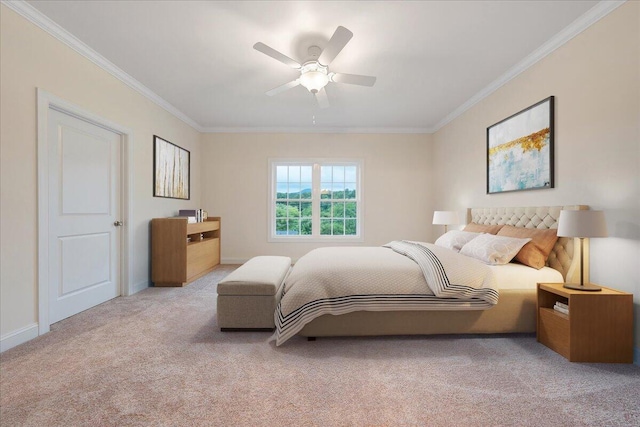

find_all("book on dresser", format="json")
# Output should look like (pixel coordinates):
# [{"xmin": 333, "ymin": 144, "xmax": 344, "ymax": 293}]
[{"xmin": 151, "ymin": 216, "xmax": 221, "ymax": 287}]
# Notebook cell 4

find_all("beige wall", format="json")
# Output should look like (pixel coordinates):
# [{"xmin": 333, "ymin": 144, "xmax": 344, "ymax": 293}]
[
  {"xmin": 200, "ymin": 133, "xmax": 433, "ymax": 261},
  {"xmin": 0, "ymin": 5, "xmax": 201, "ymax": 337},
  {"xmin": 432, "ymin": 2, "xmax": 640, "ymax": 349}
]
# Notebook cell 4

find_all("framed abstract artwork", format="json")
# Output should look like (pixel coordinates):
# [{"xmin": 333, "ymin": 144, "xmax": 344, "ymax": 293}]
[
  {"xmin": 153, "ymin": 135, "xmax": 190, "ymax": 199},
  {"xmin": 487, "ymin": 96, "xmax": 554, "ymax": 194}
]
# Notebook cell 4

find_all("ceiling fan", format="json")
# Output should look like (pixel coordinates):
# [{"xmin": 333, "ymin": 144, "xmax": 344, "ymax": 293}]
[{"xmin": 253, "ymin": 26, "xmax": 376, "ymax": 109}]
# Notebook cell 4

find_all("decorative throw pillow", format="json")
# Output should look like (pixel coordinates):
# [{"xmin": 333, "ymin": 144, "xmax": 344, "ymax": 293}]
[
  {"xmin": 463, "ymin": 223, "xmax": 504, "ymax": 235},
  {"xmin": 459, "ymin": 234, "xmax": 531, "ymax": 265},
  {"xmin": 497, "ymin": 225, "xmax": 559, "ymax": 269},
  {"xmin": 434, "ymin": 230, "xmax": 483, "ymax": 252}
]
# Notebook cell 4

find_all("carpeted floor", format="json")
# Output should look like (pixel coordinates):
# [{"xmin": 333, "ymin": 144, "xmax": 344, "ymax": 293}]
[{"xmin": 1, "ymin": 265, "xmax": 639, "ymax": 426}]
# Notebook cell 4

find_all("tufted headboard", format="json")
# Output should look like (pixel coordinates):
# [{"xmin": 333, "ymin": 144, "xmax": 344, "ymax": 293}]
[{"xmin": 468, "ymin": 205, "xmax": 588, "ymax": 282}]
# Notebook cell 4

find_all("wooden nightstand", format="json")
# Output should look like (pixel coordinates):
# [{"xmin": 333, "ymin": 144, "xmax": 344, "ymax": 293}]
[{"xmin": 537, "ymin": 283, "xmax": 633, "ymax": 363}]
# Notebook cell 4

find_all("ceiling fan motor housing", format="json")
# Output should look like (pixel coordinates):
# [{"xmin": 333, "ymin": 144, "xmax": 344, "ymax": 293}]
[{"xmin": 307, "ymin": 45, "xmax": 322, "ymax": 59}]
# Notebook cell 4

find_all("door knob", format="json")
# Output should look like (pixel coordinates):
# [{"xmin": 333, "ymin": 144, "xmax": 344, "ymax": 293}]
[{"xmin": 114, "ymin": 220, "xmax": 123, "ymax": 227}]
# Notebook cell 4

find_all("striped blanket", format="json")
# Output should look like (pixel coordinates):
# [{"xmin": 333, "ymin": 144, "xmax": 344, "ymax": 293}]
[{"xmin": 274, "ymin": 241, "xmax": 498, "ymax": 346}]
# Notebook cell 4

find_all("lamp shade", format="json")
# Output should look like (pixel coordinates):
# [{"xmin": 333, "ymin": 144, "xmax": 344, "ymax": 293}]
[
  {"xmin": 432, "ymin": 211, "xmax": 459, "ymax": 225},
  {"xmin": 557, "ymin": 210, "xmax": 608, "ymax": 238}
]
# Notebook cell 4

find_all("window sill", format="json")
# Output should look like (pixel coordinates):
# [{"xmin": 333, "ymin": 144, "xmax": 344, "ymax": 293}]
[{"xmin": 268, "ymin": 235, "xmax": 364, "ymax": 243}]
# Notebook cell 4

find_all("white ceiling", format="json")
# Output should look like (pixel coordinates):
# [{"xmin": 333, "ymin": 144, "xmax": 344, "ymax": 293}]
[{"xmin": 22, "ymin": 0, "xmax": 605, "ymax": 132}]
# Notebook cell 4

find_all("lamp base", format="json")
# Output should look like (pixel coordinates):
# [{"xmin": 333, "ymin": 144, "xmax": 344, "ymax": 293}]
[{"xmin": 563, "ymin": 283, "xmax": 602, "ymax": 292}]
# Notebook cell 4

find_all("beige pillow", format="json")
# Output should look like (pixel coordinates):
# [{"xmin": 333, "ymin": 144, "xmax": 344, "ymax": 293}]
[
  {"xmin": 463, "ymin": 223, "xmax": 504, "ymax": 234},
  {"xmin": 459, "ymin": 234, "xmax": 531, "ymax": 265},
  {"xmin": 497, "ymin": 225, "xmax": 559, "ymax": 269}
]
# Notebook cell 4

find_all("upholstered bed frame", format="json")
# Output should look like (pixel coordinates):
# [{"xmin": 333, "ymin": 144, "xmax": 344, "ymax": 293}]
[{"xmin": 298, "ymin": 205, "xmax": 587, "ymax": 338}]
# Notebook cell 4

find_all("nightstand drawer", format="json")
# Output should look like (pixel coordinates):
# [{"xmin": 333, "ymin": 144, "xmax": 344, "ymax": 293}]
[{"xmin": 538, "ymin": 307, "xmax": 570, "ymax": 359}]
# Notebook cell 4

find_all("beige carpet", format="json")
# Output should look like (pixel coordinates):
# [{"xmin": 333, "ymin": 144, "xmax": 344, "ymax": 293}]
[{"xmin": 1, "ymin": 265, "xmax": 639, "ymax": 426}]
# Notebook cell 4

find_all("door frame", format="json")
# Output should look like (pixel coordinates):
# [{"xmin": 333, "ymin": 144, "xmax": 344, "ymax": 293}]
[{"xmin": 36, "ymin": 88, "xmax": 134, "ymax": 335}]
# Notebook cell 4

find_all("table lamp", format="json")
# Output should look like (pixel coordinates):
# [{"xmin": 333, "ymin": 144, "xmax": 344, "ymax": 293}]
[
  {"xmin": 432, "ymin": 211, "xmax": 459, "ymax": 234},
  {"xmin": 557, "ymin": 210, "xmax": 608, "ymax": 292}
]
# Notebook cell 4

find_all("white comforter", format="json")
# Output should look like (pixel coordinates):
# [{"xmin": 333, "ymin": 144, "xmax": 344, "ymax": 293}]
[{"xmin": 274, "ymin": 242, "xmax": 498, "ymax": 345}]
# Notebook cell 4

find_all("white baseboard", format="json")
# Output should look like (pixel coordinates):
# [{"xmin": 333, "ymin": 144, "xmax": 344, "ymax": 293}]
[
  {"xmin": 634, "ymin": 346, "xmax": 640, "ymax": 366},
  {"xmin": 0, "ymin": 323, "xmax": 39, "ymax": 353},
  {"xmin": 130, "ymin": 280, "xmax": 149, "ymax": 295}
]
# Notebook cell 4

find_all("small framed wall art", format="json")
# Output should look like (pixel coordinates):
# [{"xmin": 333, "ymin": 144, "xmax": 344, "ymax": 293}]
[
  {"xmin": 487, "ymin": 96, "xmax": 554, "ymax": 194},
  {"xmin": 153, "ymin": 135, "xmax": 190, "ymax": 199}
]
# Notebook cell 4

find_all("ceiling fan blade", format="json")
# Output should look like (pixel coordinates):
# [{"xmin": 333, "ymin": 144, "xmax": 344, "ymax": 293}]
[
  {"xmin": 331, "ymin": 73, "xmax": 377, "ymax": 87},
  {"xmin": 266, "ymin": 80, "xmax": 300, "ymax": 96},
  {"xmin": 253, "ymin": 42, "xmax": 301, "ymax": 69},
  {"xmin": 315, "ymin": 88, "xmax": 330, "ymax": 109},
  {"xmin": 318, "ymin": 26, "xmax": 353, "ymax": 66}
]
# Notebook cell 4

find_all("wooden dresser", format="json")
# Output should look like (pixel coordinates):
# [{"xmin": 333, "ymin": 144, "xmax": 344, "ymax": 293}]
[{"xmin": 151, "ymin": 217, "xmax": 221, "ymax": 286}]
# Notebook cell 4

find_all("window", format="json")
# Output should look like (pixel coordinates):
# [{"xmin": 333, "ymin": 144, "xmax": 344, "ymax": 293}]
[{"xmin": 270, "ymin": 160, "xmax": 362, "ymax": 241}]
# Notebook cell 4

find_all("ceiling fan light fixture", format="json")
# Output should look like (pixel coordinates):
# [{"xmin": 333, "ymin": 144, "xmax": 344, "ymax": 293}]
[
  {"xmin": 299, "ymin": 71, "xmax": 329, "ymax": 93},
  {"xmin": 298, "ymin": 62, "xmax": 329, "ymax": 93}
]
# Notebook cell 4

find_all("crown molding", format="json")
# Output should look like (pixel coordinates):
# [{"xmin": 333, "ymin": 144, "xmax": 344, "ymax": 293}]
[
  {"xmin": 432, "ymin": 0, "xmax": 627, "ymax": 133},
  {"xmin": 1, "ymin": 0, "xmax": 204, "ymax": 132},
  {"xmin": 200, "ymin": 126, "xmax": 433, "ymax": 134}
]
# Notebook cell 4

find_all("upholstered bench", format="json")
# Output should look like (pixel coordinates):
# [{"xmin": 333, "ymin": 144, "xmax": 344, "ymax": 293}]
[{"xmin": 217, "ymin": 256, "xmax": 291, "ymax": 331}]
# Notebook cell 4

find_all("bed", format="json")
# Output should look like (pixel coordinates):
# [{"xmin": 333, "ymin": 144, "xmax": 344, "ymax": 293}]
[{"xmin": 275, "ymin": 205, "xmax": 587, "ymax": 345}]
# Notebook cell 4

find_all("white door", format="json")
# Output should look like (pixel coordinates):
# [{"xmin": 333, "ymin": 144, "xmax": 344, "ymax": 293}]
[{"xmin": 48, "ymin": 108, "xmax": 121, "ymax": 323}]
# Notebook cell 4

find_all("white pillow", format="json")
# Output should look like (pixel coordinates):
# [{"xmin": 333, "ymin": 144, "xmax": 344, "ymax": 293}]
[
  {"xmin": 434, "ymin": 230, "xmax": 483, "ymax": 252},
  {"xmin": 459, "ymin": 234, "xmax": 531, "ymax": 265}
]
